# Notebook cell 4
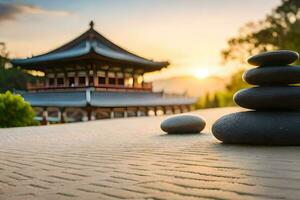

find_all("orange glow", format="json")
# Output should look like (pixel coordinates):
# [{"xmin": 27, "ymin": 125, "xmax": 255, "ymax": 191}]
[
  {"xmin": 2, "ymin": 1, "xmax": 281, "ymax": 81},
  {"xmin": 194, "ymin": 69, "xmax": 212, "ymax": 79}
]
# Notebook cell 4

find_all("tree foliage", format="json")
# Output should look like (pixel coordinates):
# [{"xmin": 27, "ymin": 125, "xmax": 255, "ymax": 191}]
[
  {"xmin": 222, "ymin": 0, "xmax": 300, "ymax": 64},
  {"xmin": 0, "ymin": 67, "xmax": 37, "ymax": 93},
  {"xmin": 198, "ymin": 0, "xmax": 300, "ymax": 109},
  {"xmin": 0, "ymin": 43, "xmax": 38, "ymax": 93},
  {"xmin": 0, "ymin": 91, "xmax": 37, "ymax": 128}
]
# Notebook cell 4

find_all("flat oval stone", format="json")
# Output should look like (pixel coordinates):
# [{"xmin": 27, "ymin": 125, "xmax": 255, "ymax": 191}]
[
  {"xmin": 247, "ymin": 50, "xmax": 299, "ymax": 66},
  {"xmin": 234, "ymin": 86, "xmax": 300, "ymax": 110},
  {"xmin": 212, "ymin": 111, "xmax": 300, "ymax": 145},
  {"xmin": 243, "ymin": 66, "xmax": 300, "ymax": 85},
  {"xmin": 161, "ymin": 115, "xmax": 206, "ymax": 134}
]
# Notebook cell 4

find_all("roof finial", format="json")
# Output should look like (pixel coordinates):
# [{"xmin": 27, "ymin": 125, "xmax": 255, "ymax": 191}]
[{"xmin": 89, "ymin": 20, "xmax": 94, "ymax": 29}]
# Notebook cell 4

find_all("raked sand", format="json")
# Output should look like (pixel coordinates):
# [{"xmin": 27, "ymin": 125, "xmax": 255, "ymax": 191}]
[{"xmin": 0, "ymin": 107, "xmax": 300, "ymax": 200}]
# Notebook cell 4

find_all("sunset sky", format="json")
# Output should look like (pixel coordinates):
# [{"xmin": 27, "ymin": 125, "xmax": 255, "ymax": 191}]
[{"xmin": 1, "ymin": 0, "xmax": 281, "ymax": 80}]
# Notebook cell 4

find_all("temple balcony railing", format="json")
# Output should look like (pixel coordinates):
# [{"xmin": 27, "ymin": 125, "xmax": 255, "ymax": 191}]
[{"xmin": 26, "ymin": 82, "xmax": 153, "ymax": 92}]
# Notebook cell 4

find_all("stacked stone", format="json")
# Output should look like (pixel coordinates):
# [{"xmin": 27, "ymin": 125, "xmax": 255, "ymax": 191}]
[{"xmin": 212, "ymin": 50, "xmax": 300, "ymax": 145}]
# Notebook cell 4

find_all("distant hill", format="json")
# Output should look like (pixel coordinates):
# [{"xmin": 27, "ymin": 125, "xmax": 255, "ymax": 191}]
[{"xmin": 152, "ymin": 75, "xmax": 228, "ymax": 97}]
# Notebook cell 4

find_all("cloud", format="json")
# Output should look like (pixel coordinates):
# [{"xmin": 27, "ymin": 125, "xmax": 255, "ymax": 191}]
[{"xmin": 0, "ymin": 2, "xmax": 73, "ymax": 22}]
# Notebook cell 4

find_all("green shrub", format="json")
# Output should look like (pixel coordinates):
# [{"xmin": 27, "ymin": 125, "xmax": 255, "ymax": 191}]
[{"xmin": 0, "ymin": 91, "xmax": 37, "ymax": 128}]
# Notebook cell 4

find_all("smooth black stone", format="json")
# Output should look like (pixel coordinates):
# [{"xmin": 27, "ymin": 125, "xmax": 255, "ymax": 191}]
[
  {"xmin": 243, "ymin": 66, "xmax": 300, "ymax": 85},
  {"xmin": 247, "ymin": 50, "xmax": 299, "ymax": 66},
  {"xmin": 160, "ymin": 115, "xmax": 206, "ymax": 134},
  {"xmin": 212, "ymin": 111, "xmax": 300, "ymax": 145},
  {"xmin": 234, "ymin": 86, "xmax": 300, "ymax": 110}
]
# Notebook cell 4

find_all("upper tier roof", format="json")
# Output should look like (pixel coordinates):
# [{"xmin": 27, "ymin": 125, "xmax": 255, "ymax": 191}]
[{"xmin": 11, "ymin": 21, "xmax": 169, "ymax": 72}]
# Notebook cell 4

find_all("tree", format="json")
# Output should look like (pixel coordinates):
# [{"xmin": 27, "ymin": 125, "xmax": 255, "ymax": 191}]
[
  {"xmin": 0, "ymin": 67, "xmax": 37, "ymax": 93},
  {"xmin": 0, "ymin": 43, "xmax": 9, "ymax": 68},
  {"xmin": 0, "ymin": 91, "xmax": 37, "ymax": 128},
  {"xmin": 222, "ymin": 0, "xmax": 300, "ymax": 64},
  {"xmin": 0, "ymin": 42, "xmax": 39, "ymax": 93},
  {"xmin": 214, "ymin": 0, "xmax": 300, "ymax": 108}
]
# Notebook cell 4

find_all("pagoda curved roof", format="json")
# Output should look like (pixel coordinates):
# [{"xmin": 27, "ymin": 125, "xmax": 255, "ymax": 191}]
[{"xmin": 11, "ymin": 22, "xmax": 169, "ymax": 71}]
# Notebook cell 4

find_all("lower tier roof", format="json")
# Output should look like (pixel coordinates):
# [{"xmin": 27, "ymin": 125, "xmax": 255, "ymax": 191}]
[{"xmin": 20, "ymin": 90, "xmax": 196, "ymax": 108}]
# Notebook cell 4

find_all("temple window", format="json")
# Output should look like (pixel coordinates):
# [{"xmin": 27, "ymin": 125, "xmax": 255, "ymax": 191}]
[
  {"xmin": 108, "ymin": 72, "xmax": 116, "ymax": 85},
  {"xmin": 67, "ymin": 72, "xmax": 75, "ymax": 87},
  {"xmin": 56, "ymin": 73, "xmax": 65, "ymax": 86},
  {"xmin": 97, "ymin": 71, "xmax": 106, "ymax": 85},
  {"xmin": 124, "ymin": 73, "xmax": 133, "ymax": 87},
  {"xmin": 79, "ymin": 77, "xmax": 86, "ymax": 85},
  {"xmin": 47, "ymin": 73, "xmax": 55, "ymax": 86},
  {"xmin": 118, "ymin": 78, "xmax": 124, "ymax": 85},
  {"xmin": 89, "ymin": 76, "xmax": 94, "ymax": 86},
  {"xmin": 117, "ymin": 72, "xmax": 124, "ymax": 86},
  {"xmin": 109, "ymin": 78, "xmax": 116, "ymax": 85},
  {"xmin": 68, "ymin": 77, "xmax": 75, "ymax": 87},
  {"xmin": 49, "ymin": 78, "xmax": 55, "ymax": 86},
  {"xmin": 57, "ymin": 78, "xmax": 64, "ymax": 86},
  {"xmin": 78, "ymin": 71, "xmax": 86, "ymax": 86},
  {"xmin": 98, "ymin": 77, "xmax": 106, "ymax": 85}
]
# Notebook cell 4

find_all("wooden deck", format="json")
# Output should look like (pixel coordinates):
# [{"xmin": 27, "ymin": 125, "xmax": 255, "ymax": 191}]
[{"xmin": 0, "ymin": 107, "xmax": 300, "ymax": 200}]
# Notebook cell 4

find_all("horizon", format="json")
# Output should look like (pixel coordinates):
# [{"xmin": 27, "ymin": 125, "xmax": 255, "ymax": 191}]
[{"xmin": 1, "ymin": 0, "xmax": 281, "ymax": 81}]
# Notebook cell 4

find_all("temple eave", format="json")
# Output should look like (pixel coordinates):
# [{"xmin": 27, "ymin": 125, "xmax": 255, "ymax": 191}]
[{"xmin": 12, "ymin": 52, "xmax": 168, "ymax": 72}]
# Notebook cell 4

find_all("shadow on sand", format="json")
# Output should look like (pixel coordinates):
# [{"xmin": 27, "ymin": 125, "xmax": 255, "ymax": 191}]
[{"xmin": 158, "ymin": 132, "xmax": 208, "ymax": 137}]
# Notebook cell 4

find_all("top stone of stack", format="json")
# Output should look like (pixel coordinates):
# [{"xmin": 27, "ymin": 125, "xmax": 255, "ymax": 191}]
[{"xmin": 247, "ymin": 50, "xmax": 299, "ymax": 66}]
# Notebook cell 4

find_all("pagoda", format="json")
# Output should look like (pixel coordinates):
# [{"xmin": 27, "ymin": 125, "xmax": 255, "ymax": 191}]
[{"xmin": 12, "ymin": 21, "xmax": 195, "ymax": 124}]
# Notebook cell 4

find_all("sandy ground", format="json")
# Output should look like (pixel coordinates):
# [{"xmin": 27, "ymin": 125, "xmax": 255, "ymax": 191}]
[{"xmin": 0, "ymin": 107, "xmax": 300, "ymax": 200}]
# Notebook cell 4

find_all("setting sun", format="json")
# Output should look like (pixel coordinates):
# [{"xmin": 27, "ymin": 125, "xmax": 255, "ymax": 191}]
[{"xmin": 194, "ymin": 69, "xmax": 211, "ymax": 79}]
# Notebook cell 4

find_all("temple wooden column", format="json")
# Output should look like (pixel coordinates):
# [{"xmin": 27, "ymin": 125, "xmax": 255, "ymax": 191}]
[
  {"xmin": 46, "ymin": 76, "xmax": 50, "ymax": 87},
  {"xmin": 91, "ymin": 110, "xmax": 96, "ymax": 120},
  {"xmin": 64, "ymin": 72, "xmax": 68, "ymax": 87},
  {"xmin": 54, "ymin": 73, "xmax": 58, "ymax": 88},
  {"xmin": 59, "ymin": 107, "xmax": 65, "ymax": 123},
  {"xmin": 172, "ymin": 106, "xmax": 176, "ymax": 114},
  {"xmin": 132, "ymin": 73, "xmax": 135, "ymax": 87},
  {"xmin": 86, "ymin": 107, "xmax": 93, "ymax": 121},
  {"xmin": 93, "ymin": 67, "xmax": 98, "ymax": 87},
  {"xmin": 124, "ymin": 108, "xmax": 128, "ymax": 118},
  {"xmin": 105, "ymin": 71, "xmax": 109, "ymax": 85},
  {"xmin": 145, "ymin": 107, "xmax": 149, "ymax": 116},
  {"xmin": 137, "ymin": 107, "xmax": 142, "ymax": 117},
  {"xmin": 154, "ymin": 107, "xmax": 157, "ymax": 116},
  {"xmin": 85, "ymin": 71, "xmax": 89, "ymax": 86},
  {"xmin": 181, "ymin": 105, "xmax": 187, "ymax": 113},
  {"xmin": 42, "ymin": 107, "xmax": 48, "ymax": 125},
  {"xmin": 115, "ymin": 72, "xmax": 118, "ymax": 85},
  {"xmin": 162, "ymin": 107, "xmax": 167, "ymax": 115},
  {"xmin": 110, "ymin": 109, "xmax": 115, "ymax": 119},
  {"xmin": 75, "ymin": 71, "xmax": 79, "ymax": 87},
  {"xmin": 179, "ymin": 106, "xmax": 183, "ymax": 113}
]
